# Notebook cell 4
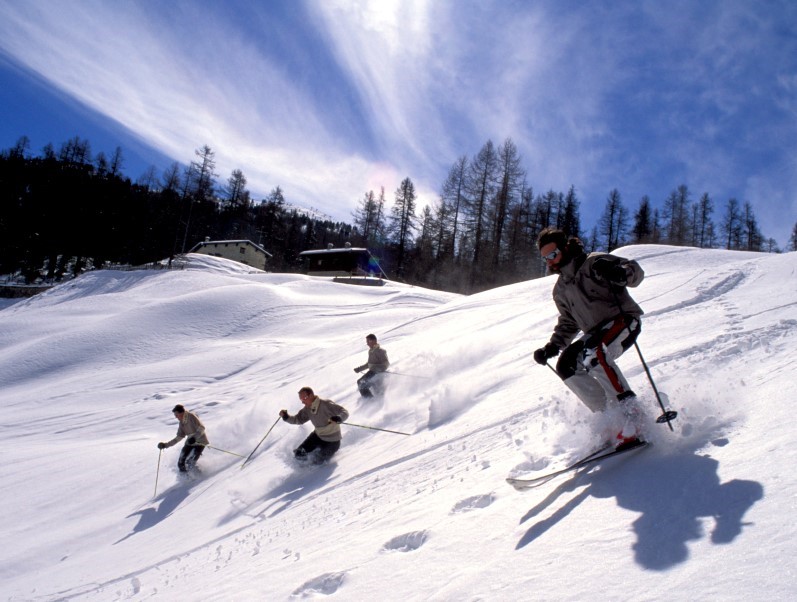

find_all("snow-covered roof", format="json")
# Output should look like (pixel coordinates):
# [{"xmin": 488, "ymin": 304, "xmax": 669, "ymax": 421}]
[{"xmin": 189, "ymin": 239, "xmax": 273, "ymax": 257}]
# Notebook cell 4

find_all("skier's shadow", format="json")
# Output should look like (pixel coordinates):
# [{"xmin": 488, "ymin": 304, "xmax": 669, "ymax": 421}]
[
  {"xmin": 255, "ymin": 462, "xmax": 337, "ymax": 520},
  {"xmin": 114, "ymin": 484, "xmax": 191, "ymax": 544},
  {"xmin": 515, "ymin": 446, "xmax": 763, "ymax": 570}
]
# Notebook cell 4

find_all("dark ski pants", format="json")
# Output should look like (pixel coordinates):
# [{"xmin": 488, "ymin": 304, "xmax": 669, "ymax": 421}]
[
  {"xmin": 294, "ymin": 432, "xmax": 340, "ymax": 464},
  {"xmin": 357, "ymin": 370, "xmax": 383, "ymax": 398},
  {"xmin": 178, "ymin": 443, "xmax": 204, "ymax": 472},
  {"xmin": 555, "ymin": 315, "xmax": 641, "ymax": 412}
]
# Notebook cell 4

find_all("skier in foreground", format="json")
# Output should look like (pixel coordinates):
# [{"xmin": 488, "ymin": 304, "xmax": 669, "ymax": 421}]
[
  {"xmin": 280, "ymin": 387, "xmax": 349, "ymax": 464},
  {"xmin": 157, "ymin": 404, "xmax": 209, "ymax": 473},
  {"xmin": 532, "ymin": 228, "xmax": 646, "ymax": 449},
  {"xmin": 353, "ymin": 333, "xmax": 390, "ymax": 398}
]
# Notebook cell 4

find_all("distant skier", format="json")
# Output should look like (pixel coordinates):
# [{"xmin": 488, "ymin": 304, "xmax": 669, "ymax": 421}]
[
  {"xmin": 353, "ymin": 333, "xmax": 390, "ymax": 397},
  {"xmin": 157, "ymin": 404, "xmax": 209, "ymax": 473},
  {"xmin": 280, "ymin": 387, "xmax": 350, "ymax": 464},
  {"xmin": 532, "ymin": 228, "xmax": 645, "ymax": 449}
]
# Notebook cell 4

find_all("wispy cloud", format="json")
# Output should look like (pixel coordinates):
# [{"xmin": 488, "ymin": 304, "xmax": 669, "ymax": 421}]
[
  {"xmin": 0, "ymin": 1, "xmax": 380, "ymax": 214},
  {"xmin": 0, "ymin": 0, "xmax": 795, "ymax": 243}
]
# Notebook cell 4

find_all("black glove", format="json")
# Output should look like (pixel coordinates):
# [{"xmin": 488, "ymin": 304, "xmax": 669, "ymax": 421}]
[
  {"xmin": 593, "ymin": 258, "xmax": 627, "ymax": 285},
  {"xmin": 279, "ymin": 409, "xmax": 289, "ymax": 421},
  {"xmin": 187, "ymin": 436, "xmax": 196, "ymax": 445},
  {"xmin": 533, "ymin": 343, "xmax": 559, "ymax": 365},
  {"xmin": 330, "ymin": 415, "xmax": 342, "ymax": 423},
  {"xmin": 157, "ymin": 442, "xmax": 167, "ymax": 450},
  {"xmin": 354, "ymin": 366, "xmax": 364, "ymax": 373}
]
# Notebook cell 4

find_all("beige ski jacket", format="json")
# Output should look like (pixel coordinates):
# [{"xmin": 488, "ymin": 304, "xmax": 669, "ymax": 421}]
[
  {"xmin": 283, "ymin": 396, "xmax": 350, "ymax": 442},
  {"xmin": 164, "ymin": 410, "xmax": 209, "ymax": 448},
  {"xmin": 356, "ymin": 345, "xmax": 390, "ymax": 373}
]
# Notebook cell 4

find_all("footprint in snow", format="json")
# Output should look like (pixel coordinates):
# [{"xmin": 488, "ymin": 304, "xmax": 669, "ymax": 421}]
[
  {"xmin": 381, "ymin": 530, "xmax": 429, "ymax": 552},
  {"xmin": 451, "ymin": 493, "xmax": 495, "ymax": 514},
  {"xmin": 291, "ymin": 572, "xmax": 345, "ymax": 597},
  {"xmin": 509, "ymin": 457, "xmax": 550, "ymax": 477}
]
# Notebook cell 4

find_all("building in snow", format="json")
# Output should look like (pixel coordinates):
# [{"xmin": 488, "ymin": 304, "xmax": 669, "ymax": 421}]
[
  {"xmin": 298, "ymin": 243, "xmax": 387, "ymax": 286},
  {"xmin": 188, "ymin": 239, "xmax": 272, "ymax": 271}
]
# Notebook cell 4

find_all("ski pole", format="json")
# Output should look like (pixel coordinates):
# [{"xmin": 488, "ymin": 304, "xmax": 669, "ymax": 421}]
[
  {"xmin": 385, "ymin": 371, "xmax": 429, "ymax": 379},
  {"xmin": 632, "ymin": 340, "xmax": 677, "ymax": 430},
  {"xmin": 241, "ymin": 416, "xmax": 281, "ymax": 469},
  {"xmin": 205, "ymin": 444, "xmax": 247, "ymax": 459},
  {"xmin": 154, "ymin": 449, "xmax": 162, "ymax": 498},
  {"xmin": 345, "ymin": 422, "xmax": 411, "ymax": 436},
  {"xmin": 610, "ymin": 288, "xmax": 677, "ymax": 430}
]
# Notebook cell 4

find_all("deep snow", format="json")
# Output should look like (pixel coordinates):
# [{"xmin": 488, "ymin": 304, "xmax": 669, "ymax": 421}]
[{"xmin": 1, "ymin": 246, "xmax": 795, "ymax": 601}]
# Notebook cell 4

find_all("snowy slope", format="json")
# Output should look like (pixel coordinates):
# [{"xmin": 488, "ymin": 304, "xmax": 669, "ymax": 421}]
[{"xmin": 1, "ymin": 247, "xmax": 795, "ymax": 601}]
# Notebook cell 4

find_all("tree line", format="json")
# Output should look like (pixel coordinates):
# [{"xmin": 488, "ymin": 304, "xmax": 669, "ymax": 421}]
[
  {"xmin": 1, "ymin": 135, "xmax": 793, "ymax": 294},
  {"xmin": 352, "ymin": 139, "xmax": 793, "ymax": 292},
  {"xmin": 0, "ymin": 136, "xmax": 355, "ymax": 284}
]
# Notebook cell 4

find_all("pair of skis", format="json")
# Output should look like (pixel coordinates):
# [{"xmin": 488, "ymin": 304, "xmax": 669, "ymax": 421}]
[{"xmin": 506, "ymin": 439, "xmax": 648, "ymax": 490}]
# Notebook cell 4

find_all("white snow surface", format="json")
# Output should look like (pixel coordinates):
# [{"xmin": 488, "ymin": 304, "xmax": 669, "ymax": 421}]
[{"xmin": 1, "ymin": 247, "xmax": 796, "ymax": 601}]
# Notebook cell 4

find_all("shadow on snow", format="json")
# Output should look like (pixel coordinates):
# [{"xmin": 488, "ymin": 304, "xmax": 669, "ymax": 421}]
[{"xmin": 515, "ymin": 446, "xmax": 763, "ymax": 570}]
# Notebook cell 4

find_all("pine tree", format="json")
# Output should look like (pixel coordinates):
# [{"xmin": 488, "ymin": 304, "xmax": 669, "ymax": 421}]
[
  {"xmin": 9, "ymin": 135, "xmax": 30, "ymax": 159},
  {"xmin": 108, "ymin": 146, "xmax": 124, "ymax": 178},
  {"xmin": 388, "ymin": 177, "xmax": 417, "ymax": 278},
  {"xmin": 59, "ymin": 135, "xmax": 91, "ymax": 165},
  {"xmin": 491, "ymin": 138, "xmax": 525, "ymax": 266},
  {"xmin": 411, "ymin": 205, "xmax": 437, "ymax": 285},
  {"xmin": 722, "ymin": 198, "xmax": 743, "ymax": 250},
  {"xmin": 741, "ymin": 201, "xmax": 762, "ymax": 251},
  {"xmin": 599, "ymin": 188, "xmax": 628, "ymax": 251},
  {"xmin": 464, "ymin": 140, "xmax": 498, "ymax": 269},
  {"xmin": 440, "ymin": 156, "xmax": 469, "ymax": 260},
  {"xmin": 225, "ymin": 169, "xmax": 250, "ymax": 209},
  {"xmin": 431, "ymin": 197, "xmax": 452, "ymax": 260},
  {"xmin": 651, "ymin": 208, "xmax": 662, "ymax": 243},
  {"xmin": 352, "ymin": 189, "xmax": 381, "ymax": 247},
  {"xmin": 663, "ymin": 185, "xmax": 691, "ymax": 245},
  {"xmin": 191, "ymin": 145, "xmax": 217, "ymax": 203},
  {"xmin": 535, "ymin": 190, "xmax": 559, "ymax": 232},
  {"xmin": 694, "ymin": 192, "xmax": 714, "ymax": 248},
  {"xmin": 632, "ymin": 196, "xmax": 652, "ymax": 243},
  {"xmin": 505, "ymin": 184, "xmax": 542, "ymax": 278},
  {"xmin": 561, "ymin": 186, "xmax": 581, "ymax": 238},
  {"xmin": 161, "ymin": 162, "xmax": 181, "ymax": 193}
]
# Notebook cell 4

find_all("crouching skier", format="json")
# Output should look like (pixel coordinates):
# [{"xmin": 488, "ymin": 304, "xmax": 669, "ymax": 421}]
[
  {"xmin": 354, "ymin": 333, "xmax": 390, "ymax": 398},
  {"xmin": 157, "ymin": 404, "xmax": 209, "ymax": 473},
  {"xmin": 279, "ymin": 387, "xmax": 349, "ymax": 464},
  {"xmin": 532, "ymin": 228, "xmax": 646, "ymax": 450}
]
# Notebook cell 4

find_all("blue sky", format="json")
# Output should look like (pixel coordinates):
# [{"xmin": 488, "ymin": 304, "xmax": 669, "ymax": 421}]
[{"xmin": 1, "ymin": 0, "xmax": 795, "ymax": 246}]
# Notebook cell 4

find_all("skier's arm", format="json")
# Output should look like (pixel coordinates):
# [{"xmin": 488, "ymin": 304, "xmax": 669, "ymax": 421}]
[
  {"xmin": 592, "ymin": 255, "xmax": 644, "ymax": 288},
  {"xmin": 550, "ymin": 304, "xmax": 579, "ymax": 350},
  {"xmin": 328, "ymin": 402, "xmax": 349, "ymax": 423},
  {"xmin": 282, "ymin": 407, "xmax": 309, "ymax": 425},
  {"xmin": 623, "ymin": 258, "xmax": 644, "ymax": 287},
  {"xmin": 163, "ymin": 422, "xmax": 187, "ymax": 447}
]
